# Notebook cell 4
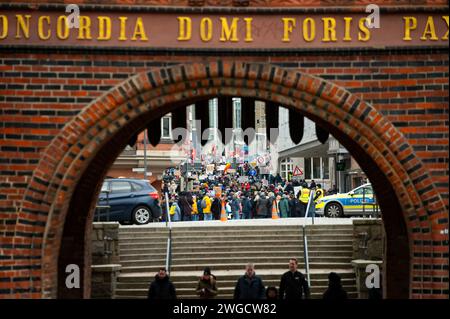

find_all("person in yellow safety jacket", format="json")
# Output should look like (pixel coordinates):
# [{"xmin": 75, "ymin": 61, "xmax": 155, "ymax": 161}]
[
  {"xmin": 314, "ymin": 185, "xmax": 324, "ymax": 203},
  {"xmin": 202, "ymin": 193, "xmax": 213, "ymax": 221},
  {"xmin": 298, "ymin": 182, "xmax": 310, "ymax": 217},
  {"xmin": 191, "ymin": 195, "xmax": 199, "ymax": 221}
]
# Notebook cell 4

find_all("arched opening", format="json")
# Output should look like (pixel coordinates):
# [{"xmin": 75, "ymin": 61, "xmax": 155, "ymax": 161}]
[{"xmin": 20, "ymin": 62, "xmax": 446, "ymax": 299}]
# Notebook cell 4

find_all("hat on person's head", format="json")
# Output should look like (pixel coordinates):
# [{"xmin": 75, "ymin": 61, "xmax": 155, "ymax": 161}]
[{"xmin": 203, "ymin": 267, "xmax": 211, "ymax": 276}]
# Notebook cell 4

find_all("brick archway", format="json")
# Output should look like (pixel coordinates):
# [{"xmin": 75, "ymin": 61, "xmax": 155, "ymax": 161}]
[{"xmin": 19, "ymin": 61, "xmax": 448, "ymax": 298}]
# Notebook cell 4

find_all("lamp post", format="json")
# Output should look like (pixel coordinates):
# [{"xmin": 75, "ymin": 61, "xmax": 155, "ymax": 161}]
[{"xmin": 143, "ymin": 129, "xmax": 148, "ymax": 179}]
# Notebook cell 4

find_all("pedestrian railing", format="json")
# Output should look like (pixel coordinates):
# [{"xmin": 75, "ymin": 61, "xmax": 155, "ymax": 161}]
[
  {"xmin": 301, "ymin": 190, "xmax": 315, "ymax": 288},
  {"xmin": 95, "ymin": 190, "xmax": 110, "ymax": 222},
  {"xmin": 164, "ymin": 192, "xmax": 173, "ymax": 275}
]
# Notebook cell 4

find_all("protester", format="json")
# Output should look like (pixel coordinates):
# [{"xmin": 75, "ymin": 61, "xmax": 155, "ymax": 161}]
[
  {"xmin": 196, "ymin": 267, "xmax": 218, "ymax": 299},
  {"xmin": 147, "ymin": 268, "xmax": 176, "ymax": 300},
  {"xmin": 170, "ymin": 197, "xmax": 181, "ymax": 222},
  {"xmin": 266, "ymin": 286, "xmax": 279, "ymax": 300},
  {"xmin": 323, "ymin": 272, "xmax": 348, "ymax": 300},
  {"xmin": 279, "ymin": 193, "xmax": 290, "ymax": 218},
  {"xmin": 279, "ymin": 258, "xmax": 310, "ymax": 299},
  {"xmin": 234, "ymin": 263, "xmax": 266, "ymax": 299}
]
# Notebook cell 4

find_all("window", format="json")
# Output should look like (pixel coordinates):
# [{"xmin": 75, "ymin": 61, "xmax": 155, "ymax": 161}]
[
  {"xmin": 111, "ymin": 181, "xmax": 132, "ymax": 193},
  {"xmin": 305, "ymin": 158, "xmax": 311, "ymax": 179},
  {"xmin": 304, "ymin": 157, "xmax": 330, "ymax": 180},
  {"xmin": 280, "ymin": 158, "xmax": 293, "ymax": 180},
  {"xmin": 161, "ymin": 116, "xmax": 171, "ymax": 138},
  {"xmin": 322, "ymin": 157, "xmax": 329, "ymax": 179},
  {"xmin": 313, "ymin": 158, "xmax": 321, "ymax": 179},
  {"xmin": 132, "ymin": 182, "xmax": 143, "ymax": 192},
  {"xmin": 208, "ymin": 99, "xmax": 218, "ymax": 140},
  {"xmin": 101, "ymin": 182, "xmax": 109, "ymax": 192},
  {"xmin": 353, "ymin": 187, "xmax": 373, "ymax": 196},
  {"xmin": 363, "ymin": 187, "xmax": 373, "ymax": 195},
  {"xmin": 233, "ymin": 98, "xmax": 241, "ymax": 129}
]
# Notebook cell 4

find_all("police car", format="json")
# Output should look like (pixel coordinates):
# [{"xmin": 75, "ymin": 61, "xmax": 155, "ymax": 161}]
[{"xmin": 315, "ymin": 183, "xmax": 379, "ymax": 217}]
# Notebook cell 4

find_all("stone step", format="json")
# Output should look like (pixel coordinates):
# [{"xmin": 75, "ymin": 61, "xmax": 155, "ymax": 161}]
[
  {"xmin": 119, "ymin": 222, "xmax": 353, "ymax": 230},
  {"xmin": 118, "ymin": 269, "xmax": 356, "ymax": 282},
  {"xmin": 117, "ymin": 277, "xmax": 356, "ymax": 289},
  {"xmin": 120, "ymin": 262, "xmax": 353, "ymax": 273},
  {"xmin": 114, "ymin": 290, "xmax": 358, "ymax": 299},
  {"xmin": 119, "ymin": 229, "xmax": 353, "ymax": 238},
  {"xmin": 120, "ymin": 256, "xmax": 353, "ymax": 268},
  {"xmin": 119, "ymin": 239, "xmax": 352, "ymax": 250},
  {"xmin": 119, "ymin": 250, "xmax": 353, "ymax": 261},
  {"xmin": 119, "ymin": 244, "xmax": 354, "ymax": 255},
  {"xmin": 119, "ymin": 233, "xmax": 353, "ymax": 242}
]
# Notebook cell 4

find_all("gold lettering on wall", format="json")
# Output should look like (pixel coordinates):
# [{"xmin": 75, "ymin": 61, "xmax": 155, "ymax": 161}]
[
  {"xmin": 200, "ymin": 18, "xmax": 212, "ymax": 42},
  {"xmin": 322, "ymin": 17, "xmax": 337, "ymax": 42},
  {"xmin": 244, "ymin": 17, "xmax": 253, "ymax": 42},
  {"xmin": 358, "ymin": 17, "xmax": 371, "ymax": 41},
  {"xmin": 118, "ymin": 17, "xmax": 128, "ymax": 41},
  {"xmin": 403, "ymin": 17, "xmax": 417, "ymax": 41},
  {"xmin": 16, "ymin": 14, "xmax": 31, "ymax": 39},
  {"xmin": 442, "ymin": 16, "xmax": 449, "ymax": 40},
  {"xmin": 220, "ymin": 17, "xmax": 239, "ymax": 42},
  {"xmin": 0, "ymin": 15, "xmax": 8, "ymax": 40},
  {"xmin": 56, "ymin": 16, "xmax": 69, "ymax": 40},
  {"xmin": 178, "ymin": 17, "xmax": 192, "ymax": 41},
  {"xmin": 77, "ymin": 16, "xmax": 92, "ymax": 40},
  {"xmin": 131, "ymin": 17, "xmax": 148, "ymax": 41},
  {"xmin": 98, "ymin": 16, "xmax": 111, "ymax": 41},
  {"xmin": 343, "ymin": 17, "xmax": 352, "ymax": 41},
  {"xmin": 420, "ymin": 16, "xmax": 438, "ymax": 41},
  {"xmin": 38, "ymin": 16, "xmax": 51, "ymax": 40},
  {"xmin": 282, "ymin": 18, "xmax": 296, "ymax": 42},
  {"xmin": 303, "ymin": 18, "xmax": 315, "ymax": 42}
]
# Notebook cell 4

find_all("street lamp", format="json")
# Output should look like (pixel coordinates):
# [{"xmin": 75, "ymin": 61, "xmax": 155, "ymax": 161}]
[{"xmin": 143, "ymin": 129, "xmax": 148, "ymax": 179}]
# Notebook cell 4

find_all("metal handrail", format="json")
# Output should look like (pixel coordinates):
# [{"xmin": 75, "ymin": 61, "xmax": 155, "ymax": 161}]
[
  {"xmin": 164, "ymin": 192, "xmax": 173, "ymax": 275},
  {"xmin": 301, "ymin": 189, "xmax": 315, "ymax": 288},
  {"xmin": 95, "ymin": 190, "xmax": 110, "ymax": 222}
]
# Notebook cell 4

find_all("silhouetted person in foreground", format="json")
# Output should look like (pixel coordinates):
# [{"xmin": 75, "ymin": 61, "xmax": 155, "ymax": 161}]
[
  {"xmin": 266, "ymin": 286, "xmax": 278, "ymax": 300},
  {"xmin": 196, "ymin": 267, "xmax": 218, "ymax": 299},
  {"xmin": 234, "ymin": 263, "xmax": 266, "ymax": 299},
  {"xmin": 148, "ymin": 268, "xmax": 176, "ymax": 300},
  {"xmin": 279, "ymin": 258, "xmax": 310, "ymax": 299},
  {"xmin": 322, "ymin": 272, "xmax": 348, "ymax": 300}
]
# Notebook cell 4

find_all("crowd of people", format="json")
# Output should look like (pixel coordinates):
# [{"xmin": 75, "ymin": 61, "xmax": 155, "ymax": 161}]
[
  {"xmin": 161, "ymin": 175, "xmax": 336, "ymax": 222},
  {"xmin": 147, "ymin": 258, "xmax": 356, "ymax": 300}
]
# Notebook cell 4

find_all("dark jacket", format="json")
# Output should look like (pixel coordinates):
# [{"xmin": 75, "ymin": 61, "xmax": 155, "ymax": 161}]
[
  {"xmin": 230, "ymin": 198, "xmax": 241, "ymax": 213},
  {"xmin": 242, "ymin": 198, "xmax": 253, "ymax": 216},
  {"xmin": 234, "ymin": 273, "xmax": 266, "ymax": 299},
  {"xmin": 196, "ymin": 275, "xmax": 218, "ymax": 299},
  {"xmin": 289, "ymin": 198, "xmax": 303, "ymax": 218},
  {"xmin": 279, "ymin": 198, "xmax": 290, "ymax": 218},
  {"xmin": 256, "ymin": 197, "xmax": 271, "ymax": 217},
  {"xmin": 178, "ymin": 192, "xmax": 193, "ymax": 218},
  {"xmin": 323, "ymin": 285, "xmax": 348, "ymax": 300},
  {"xmin": 148, "ymin": 275, "xmax": 177, "ymax": 300},
  {"xmin": 211, "ymin": 197, "xmax": 222, "ymax": 220},
  {"xmin": 279, "ymin": 271, "xmax": 310, "ymax": 299}
]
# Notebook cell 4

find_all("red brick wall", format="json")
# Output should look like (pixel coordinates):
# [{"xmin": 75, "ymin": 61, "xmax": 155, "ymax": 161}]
[
  {"xmin": 0, "ymin": 0, "xmax": 448, "ymax": 300},
  {"xmin": 1, "ymin": 51, "xmax": 448, "ymax": 208}
]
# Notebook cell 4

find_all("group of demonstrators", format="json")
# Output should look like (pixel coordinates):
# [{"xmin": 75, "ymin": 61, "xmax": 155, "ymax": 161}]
[
  {"xmin": 162, "ymin": 176, "xmax": 330, "ymax": 222},
  {"xmin": 147, "ymin": 258, "xmax": 349, "ymax": 300}
]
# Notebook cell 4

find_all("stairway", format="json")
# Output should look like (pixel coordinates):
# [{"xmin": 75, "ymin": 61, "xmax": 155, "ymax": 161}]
[{"xmin": 116, "ymin": 221, "xmax": 357, "ymax": 299}]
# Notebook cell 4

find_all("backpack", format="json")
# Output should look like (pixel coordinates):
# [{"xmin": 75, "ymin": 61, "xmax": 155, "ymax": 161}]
[
  {"xmin": 201, "ymin": 199, "xmax": 207, "ymax": 209},
  {"xmin": 169, "ymin": 204, "xmax": 176, "ymax": 215}
]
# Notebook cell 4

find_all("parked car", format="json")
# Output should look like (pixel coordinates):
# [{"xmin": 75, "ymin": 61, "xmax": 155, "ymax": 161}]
[
  {"xmin": 94, "ymin": 178, "xmax": 162, "ymax": 225},
  {"xmin": 315, "ymin": 183, "xmax": 379, "ymax": 217}
]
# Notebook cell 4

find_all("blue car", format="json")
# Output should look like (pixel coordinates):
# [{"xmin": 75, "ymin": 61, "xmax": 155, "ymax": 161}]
[{"xmin": 94, "ymin": 178, "xmax": 162, "ymax": 225}]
